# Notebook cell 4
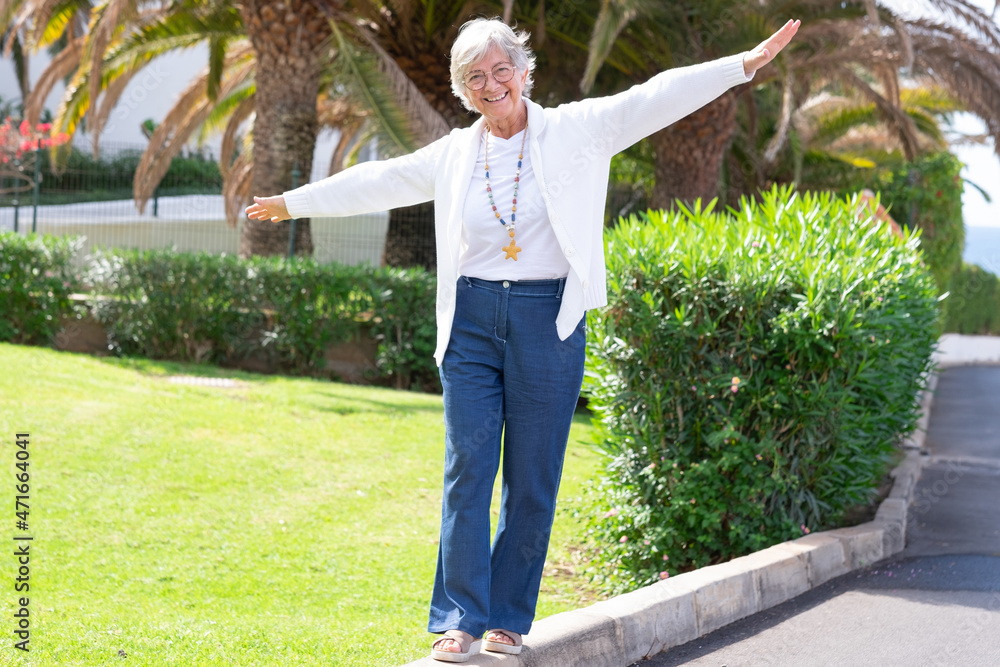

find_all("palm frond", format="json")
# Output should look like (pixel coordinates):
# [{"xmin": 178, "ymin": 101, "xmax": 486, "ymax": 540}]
[
  {"xmin": 207, "ymin": 34, "xmax": 227, "ymax": 101},
  {"xmin": 764, "ymin": 68, "xmax": 795, "ymax": 166},
  {"xmin": 133, "ymin": 52, "xmax": 254, "ymax": 212},
  {"xmin": 864, "ymin": 0, "xmax": 880, "ymax": 24},
  {"xmin": 103, "ymin": 4, "xmax": 242, "ymax": 82},
  {"xmin": 333, "ymin": 20, "xmax": 433, "ymax": 154},
  {"xmin": 0, "ymin": 0, "xmax": 20, "ymax": 43},
  {"xmin": 382, "ymin": 0, "xmax": 417, "ymax": 50},
  {"xmin": 23, "ymin": 34, "xmax": 84, "ymax": 125},
  {"xmin": 907, "ymin": 18, "xmax": 1000, "ymax": 153},
  {"xmin": 837, "ymin": 66, "xmax": 921, "ymax": 160},
  {"xmin": 45, "ymin": 5, "xmax": 245, "ymax": 148},
  {"xmin": 811, "ymin": 103, "xmax": 880, "ymax": 146},
  {"xmin": 502, "ymin": 0, "xmax": 513, "ymax": 23},
  {"xmin": 4, "ymin": 0, "xmax": 47, "ymax": 50},
  {"xmin": 329, "ymin": 119, "xmax": 364, "ymax": 176},
  {"xmin": 906, "ymin": 107, "xmax": 947, "ymax": 148},
  {"xmin": 84, "ymin": 0, "xmax": 136, "ymax": 126},
  {"xmin": 223, "ymin": 140, "xmax": 253, "ymax": 228},
  {"xmin": 3, "ymin": 0, "xmax": 34, "ymax": 55},
  {"xmin": 34, "ymin": 0, "xmax": 83, "ymax": 48},
  {"xmin": 900, "ymin": 85, "xmax": 962, "ymax": 113},
  {"xmin": 885, "ymin": 13, "xmax": 914, "ymax": 69},
  {"xmin": 807, "ymin": 147, "xmax": 881, "ymax": 170},
  {"xmin": 8, "ymin": 31, "xmax": 29, "ymax": 101},
  {"xmin": 581, "ymin": 0, "xmax": 643, "ymax": 93},
  {"xmin": 219, "ymin": 95, "xmax": 255, "ymax": 181},
  {"xmin": 316, "ymin": 94, "xmax": 363, "ymax": 128},
  {"xmin": 88, "ymin": 66, "xmax": 135, "ymax": 155},
  {"xmin": 343, "ymin": 125, "xmax": 377, "ymax": 169},
  {"xmin": 348, "ymin": 20, "xmax": 451, "ymax": 145},
  {"xmin": 198, "ymin": 78, "xmax": 255, "ymax": 145},
  {"xmin": 925, "ymin": 0, "xmax": 1000, "ymax": 50},
  {"xmin": 50, "ymin": 66, "xmax": 92, "ymax": 145}
]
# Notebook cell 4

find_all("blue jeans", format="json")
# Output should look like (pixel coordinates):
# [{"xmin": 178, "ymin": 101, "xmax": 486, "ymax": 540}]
[{"xmin": 428, "ymin": 276, "xmax": 586, "ymax": 638}]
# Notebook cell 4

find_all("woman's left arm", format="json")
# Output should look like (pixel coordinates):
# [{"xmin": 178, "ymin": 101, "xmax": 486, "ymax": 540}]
[
  {"xmin": 575, "ymin": 20, "xmax": 800, "ymax": 156},
  {"xmin": 743, "ymin": 19, "xmax": 800, "ymax": 78}
]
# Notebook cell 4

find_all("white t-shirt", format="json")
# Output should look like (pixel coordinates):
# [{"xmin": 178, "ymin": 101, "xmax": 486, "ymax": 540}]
[{"xmin": 458, "ymin": 129, "xmax": 571, "ymax": 280}]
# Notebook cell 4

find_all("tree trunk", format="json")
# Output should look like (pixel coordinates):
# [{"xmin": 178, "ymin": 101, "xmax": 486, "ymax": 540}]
[
  {"xmin": 371, "ymin": 27, "xmax": 469, "ymax": 269},
  {"xmin": 239, "ymin": 0, "xmax": 331, "ymax": 258},
  {"xmin": 377, "ymin": 56, "xmax": 461, "ymax": 268},
  {"xmin": 383, "ymin": 201, "xmax": 437, "ymax": 271},
  {"xmin": 648, "ymin": 92, "xmax": 739, "ymax": 210},
  {"xmin": 386, "ymin": 52, "xmax": 472, "ymax": 130}
]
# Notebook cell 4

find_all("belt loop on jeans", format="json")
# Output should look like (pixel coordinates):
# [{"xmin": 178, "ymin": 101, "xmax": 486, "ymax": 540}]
[{"xmin": 460, "ymin": 275, "xmax": 567, "ymax": 297}]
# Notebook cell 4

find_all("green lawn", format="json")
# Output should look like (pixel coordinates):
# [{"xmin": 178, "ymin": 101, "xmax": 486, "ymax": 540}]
[{"xmin": 0, "ymin": 344, "xmax": 604, "ymax": 666}]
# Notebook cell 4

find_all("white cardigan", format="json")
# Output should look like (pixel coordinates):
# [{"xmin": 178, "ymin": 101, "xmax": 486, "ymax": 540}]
[{"xmin": 283, "ymin": 53, "xmax": 753, "ymax": 366}]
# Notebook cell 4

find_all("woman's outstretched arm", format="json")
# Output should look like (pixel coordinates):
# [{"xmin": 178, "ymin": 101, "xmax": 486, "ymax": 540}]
[
  {"xmin": 743, "ymin": 19, "xmax": 800, "ymax": 78},
  {"xmin": 245, "ymin": 195, "xmax": 290, "ymax": 223}
]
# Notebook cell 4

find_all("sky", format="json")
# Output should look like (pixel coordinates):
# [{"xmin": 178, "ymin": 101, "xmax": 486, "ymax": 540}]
[
  {"xmin": 1, "ymin": 2, "xmax": 999, "ymax": 226},
  {"xmin": 953, "ymin": 120, "xmax": 999, "ymax": 228}
]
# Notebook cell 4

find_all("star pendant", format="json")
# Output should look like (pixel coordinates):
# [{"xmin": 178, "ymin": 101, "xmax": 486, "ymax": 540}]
[{"xmin": 503, "ymin": 239, "xmax": 522, "ymax": 261}]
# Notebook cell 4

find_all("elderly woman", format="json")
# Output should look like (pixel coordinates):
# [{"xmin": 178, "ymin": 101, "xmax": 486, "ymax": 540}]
[{"xmin": 247, "ymin": 16, "xmax": 798, "ymax": 662}]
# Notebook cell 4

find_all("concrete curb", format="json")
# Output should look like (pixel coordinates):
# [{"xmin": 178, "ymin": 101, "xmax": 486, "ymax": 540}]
[{"xmin": 401, "ymin": 377, "xmax": 939, "ymax": 667}]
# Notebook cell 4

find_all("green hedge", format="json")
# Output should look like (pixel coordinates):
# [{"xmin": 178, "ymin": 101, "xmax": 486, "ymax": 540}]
[
  {"xmin": 798, "ymin": 150, "xmax": 964, "ymax": 302},
  {"xmin": 36, "ymin": 146, "xmax": 222, "ymax": 204},
  {"xmin": 870, "ymin": 152, "xmax": 965, "ymax": 297},
  {"xmin": 86, "ymin": 248, "xmax": 439, "ymax": 391},
  {"xmin": 0, "ymin": 232, "xmax": 81, "ymax": 344},
  {"xmin": 583, "ymin": 187, "xmax": 938, "ymax": 595},
  {"xmin": 0, "ymin": 233, "xmax": 438, "ymax": 391},
  {"xmin": 944, "ymin": 263, "xmax": 1000, "ymax": 335}
]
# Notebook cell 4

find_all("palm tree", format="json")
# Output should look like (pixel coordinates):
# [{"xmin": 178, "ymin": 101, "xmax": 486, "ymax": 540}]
[
  {"xmin": 236, "ymin": 0, "xmax": 334, "ymax": 257},
  {"xmin": 338, "ymin": 1, "xmax": 483, "ymax": 269},
  {"xmin": 723, "ymin": 78, "xmax": 967, "ymax": 198},
  {"xmin": 580, "ymin": 0, "xmax": 1000, "ymax": 209},
  {"xmin": 9, "ymin": 0, "xmax": 449, "ymax": 258}
]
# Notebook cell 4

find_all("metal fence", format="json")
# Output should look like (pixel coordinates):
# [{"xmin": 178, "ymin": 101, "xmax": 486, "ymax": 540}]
[
  {"xmin": 0, "ymin": 141, "xmax": 413, "ymax": 267},
  {"xmin": 0, "ymin": 194, "xmax": 395, "ymax": 267},
  {"xmin": 1, "ymin": 141, "xmax": 647, "ymax": 269}
]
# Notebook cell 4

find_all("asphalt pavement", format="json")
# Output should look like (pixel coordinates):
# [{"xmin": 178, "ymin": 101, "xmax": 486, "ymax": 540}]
[{"xmin": 638, "ymin": 365, "xmax": 1000, "ymax": 667}]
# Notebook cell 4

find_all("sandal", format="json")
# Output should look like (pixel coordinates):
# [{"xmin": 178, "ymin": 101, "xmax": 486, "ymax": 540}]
[
  {"xmin": 483, "ymin": 629, "xmax": 522, "ymax": 655},
  {"xmin": 430, "ymin": 630, "xmax": 482, "ymax": 663}
]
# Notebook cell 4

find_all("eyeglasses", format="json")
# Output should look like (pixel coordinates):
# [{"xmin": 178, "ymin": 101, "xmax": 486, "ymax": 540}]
[{"xmin": 463, "ymin": 62, "xmax": 516, "ymax": 91}]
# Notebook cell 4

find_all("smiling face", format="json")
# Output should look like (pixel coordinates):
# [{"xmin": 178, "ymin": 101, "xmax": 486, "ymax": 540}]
[{"xmin": 463, "ymin": 46, "xmax": 529, "ymax": 133}]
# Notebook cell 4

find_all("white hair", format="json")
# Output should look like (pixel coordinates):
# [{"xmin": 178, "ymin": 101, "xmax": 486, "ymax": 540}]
[{"xmin": 450, "ymin": 18, "xmax": 536, "ymax": 112}]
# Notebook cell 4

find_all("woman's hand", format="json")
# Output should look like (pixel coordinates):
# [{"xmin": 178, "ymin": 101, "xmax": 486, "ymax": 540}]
[
  {"xmin": 743, "ymin": 19, "xmax": 800, "ymax": 78},
  {"xmin": 245, "ymin": 195, "xmax": 291, "ymax": 223}
]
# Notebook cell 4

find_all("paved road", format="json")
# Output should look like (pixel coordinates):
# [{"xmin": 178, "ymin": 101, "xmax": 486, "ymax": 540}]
[{"xmin": 639, "ymin": 365, "xmax": 1000, "ymax": 667}]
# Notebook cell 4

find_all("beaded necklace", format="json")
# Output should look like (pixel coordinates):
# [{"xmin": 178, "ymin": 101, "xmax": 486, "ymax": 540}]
[{"xmin": 484, "ymin": 123, "xmax": 527, "ymax": 261}]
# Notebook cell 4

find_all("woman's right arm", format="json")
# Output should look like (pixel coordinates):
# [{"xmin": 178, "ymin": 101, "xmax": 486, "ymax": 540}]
[
  {"xmin": 245, "ymin": 194, "xmax": 291, "ymax": 222},
  {"xmin": 245, "ymin": 131, "xmax": 453, "ymax": 222}
]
